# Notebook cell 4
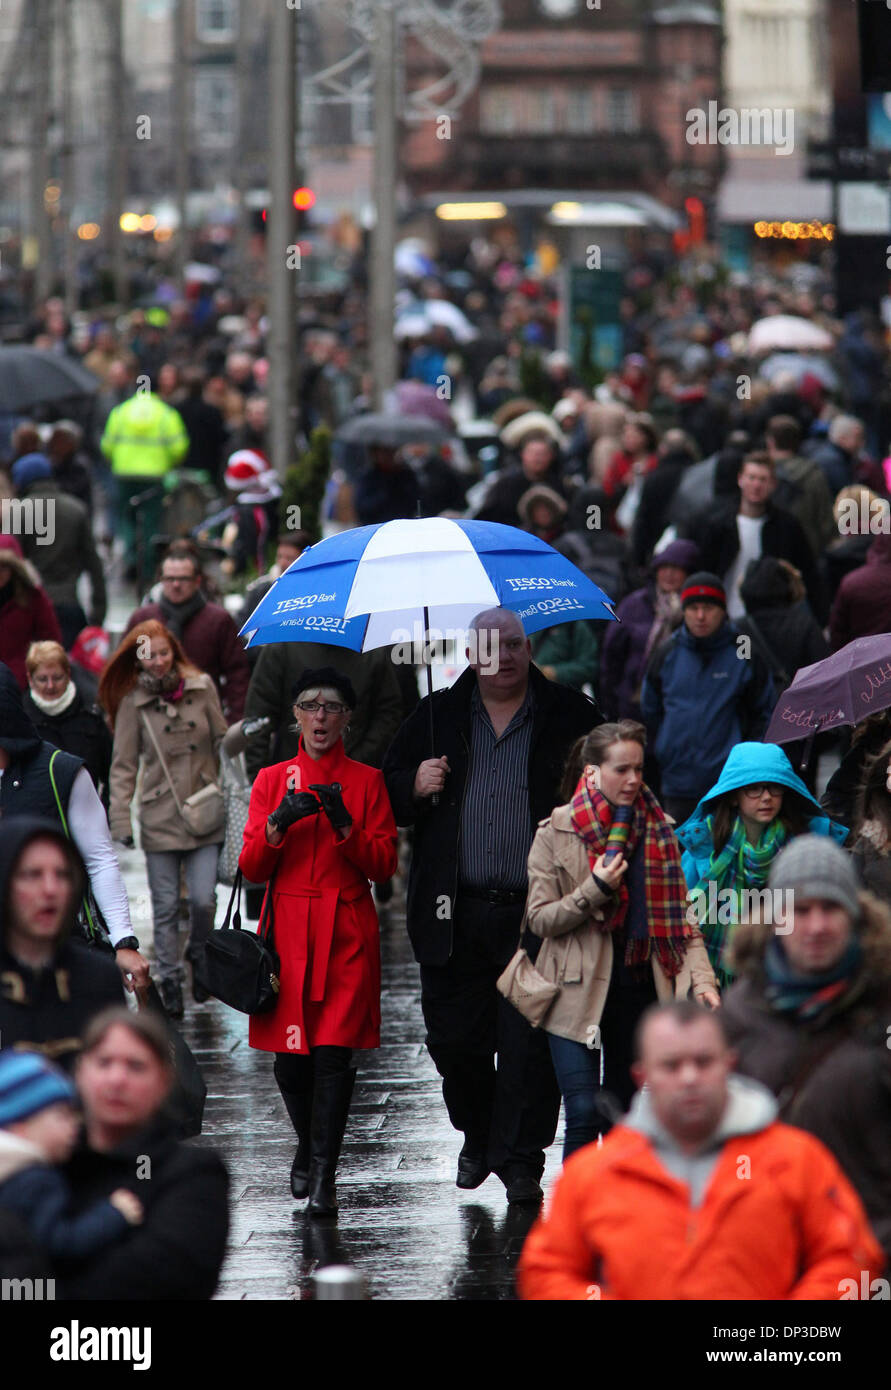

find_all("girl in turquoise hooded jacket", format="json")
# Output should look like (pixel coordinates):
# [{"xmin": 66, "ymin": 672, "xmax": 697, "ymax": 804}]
[{"xmin": 676, "ymin": 743, "xmax": 848, "ymax": 989}]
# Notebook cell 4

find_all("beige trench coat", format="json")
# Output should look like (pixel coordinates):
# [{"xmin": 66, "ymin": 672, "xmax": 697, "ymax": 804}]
[
  {"xmin": 526, "ymin": 804, "xmax": 717, "ymax": 1044},
  {"xmin": 109, "ymin": 674, "xmax": 227, "ymax": 852}
]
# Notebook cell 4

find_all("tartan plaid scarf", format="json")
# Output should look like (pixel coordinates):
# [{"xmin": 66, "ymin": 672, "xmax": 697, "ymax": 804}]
[
  {"xmin": 695, "ymin": 816, "xmax": 788, "ymax": 990},
  {"xmin": 569, "ymin": 776, "xmax": 689, "ymax": 978}
]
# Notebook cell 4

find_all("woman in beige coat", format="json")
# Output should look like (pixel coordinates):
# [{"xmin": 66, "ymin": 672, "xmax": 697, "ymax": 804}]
[
  {"xmin": 526, "ymin": 718, "xmax": 718, "ymax": 1158},
  {"xmin": 100, "ymin": 620, "xmax": 227, "ymax": 1019}
]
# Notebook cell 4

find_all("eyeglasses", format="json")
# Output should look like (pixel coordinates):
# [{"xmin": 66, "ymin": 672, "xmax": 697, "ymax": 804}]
[
  {"xmin": 161, "ymin": 574, "xmax": 198, "ymax": 586},
  {"xmin": 296, "ymin": 700, "xmax": 347, "ymax": 715},
  {"xmin": 740, "ymin": 783, "xmax": 784, "ymax": 798}
]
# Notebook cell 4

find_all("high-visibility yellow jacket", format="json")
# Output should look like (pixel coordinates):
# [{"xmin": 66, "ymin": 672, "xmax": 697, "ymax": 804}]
[{"xmin": 100, "ymin": 391, "xmax": 189, "ymax": 477}]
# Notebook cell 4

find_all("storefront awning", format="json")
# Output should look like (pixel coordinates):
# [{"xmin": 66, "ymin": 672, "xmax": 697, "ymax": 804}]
[{"xmin": 718, "ymin": 176, "xmax": 832, "ymax": 223}]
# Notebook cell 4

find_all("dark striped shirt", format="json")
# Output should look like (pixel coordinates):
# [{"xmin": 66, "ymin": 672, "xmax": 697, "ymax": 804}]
[{"xmin": 458, "ymin": 683, "xmax": 535, "ymax": 891}]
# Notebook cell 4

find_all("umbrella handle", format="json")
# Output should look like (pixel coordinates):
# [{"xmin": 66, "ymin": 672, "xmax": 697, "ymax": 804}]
[{"xmin": 424, "ymin": 606, "xmax": 439, "ymax": 807}]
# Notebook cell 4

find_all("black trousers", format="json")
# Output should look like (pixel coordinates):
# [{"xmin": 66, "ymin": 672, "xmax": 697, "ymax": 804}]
[
  {"xmin": 273, "ymin": 1045, "xmax": 353, "ymax": 1100},
  {"xmin": 419, "ymin": 895, "xmax": 561, "ymax": 1181}
]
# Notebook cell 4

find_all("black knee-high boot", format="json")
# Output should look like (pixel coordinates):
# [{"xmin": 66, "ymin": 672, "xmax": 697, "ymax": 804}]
[
  {"xmin": 274, "ymin": 1054, "xmax": 314, "ymax": 1199},
  {"xmin": 307, "ymin": 1048, "xmax": 356, "ymax": 1218}
]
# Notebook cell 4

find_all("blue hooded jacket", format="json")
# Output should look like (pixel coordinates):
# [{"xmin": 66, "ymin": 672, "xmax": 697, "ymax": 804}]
[{"xmin": 675, "ymin": 741, "xmax": 848, "ymax": 886}]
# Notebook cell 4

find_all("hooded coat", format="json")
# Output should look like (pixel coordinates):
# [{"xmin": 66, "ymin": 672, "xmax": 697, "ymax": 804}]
[
  {"xmin": 737, "ymin": 555, "xmax": 830, "ymax": 696},
  {"xmin": 676, "ymin": 741, "xmax": 848, "ymax": 888},
  {"xmin": 0, "ymin": 550, "xmax": 62, "ymax": 689},
  {"xmin": 0, "ymin": 817, "xmax": 124, "ymax": 1070},
  {"xmin": 517, "ymin": 1073, "xmax": 883, "ymax": 1299},
  {"xmin": 721, "ymin": 892, "xmax": 891, "ymax": 1261}
]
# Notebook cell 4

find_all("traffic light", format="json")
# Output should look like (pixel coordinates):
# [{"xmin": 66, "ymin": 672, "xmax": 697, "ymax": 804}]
[
  {"xmin": 684, "ymin": 197, "xmax": 706, "ymax": 245},
  {"xmin": 254, "ymin": 190, "xmax": 315, "ymax": 234},
  {"xmin": 293, "ymin": 187, "xmax": 315, "ymax": 233}
]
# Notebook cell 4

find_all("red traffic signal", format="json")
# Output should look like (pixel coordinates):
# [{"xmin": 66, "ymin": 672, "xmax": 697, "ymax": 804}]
[{"xmin": 293, "ymin": 187, "xmax": 316, "ymax": 211}]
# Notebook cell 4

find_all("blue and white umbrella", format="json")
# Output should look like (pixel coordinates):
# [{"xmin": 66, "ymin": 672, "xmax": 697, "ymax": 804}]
[{"xmin": 239, "ymin": 516, "xmax": 617, "ymax": 653}]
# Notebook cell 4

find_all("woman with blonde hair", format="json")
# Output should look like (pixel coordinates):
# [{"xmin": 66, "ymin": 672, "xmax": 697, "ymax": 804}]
[
  {"xmin": 100, "ymin": 620, "xmax": 227, "ymax": 1019},
  {"xmin": 23, "ymin": 640, "xmax": 112, "ymax": 808}
]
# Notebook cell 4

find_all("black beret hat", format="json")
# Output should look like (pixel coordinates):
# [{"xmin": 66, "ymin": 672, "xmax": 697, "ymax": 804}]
[{"xmin": 291, "ymin": 666, "xmax": 357, "ymax": 709}]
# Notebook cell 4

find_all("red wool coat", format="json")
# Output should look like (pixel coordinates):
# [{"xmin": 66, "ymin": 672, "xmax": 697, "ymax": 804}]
[{"xmin": 239, "ymin": 738, "xmax": 398, "ymax": 1054}]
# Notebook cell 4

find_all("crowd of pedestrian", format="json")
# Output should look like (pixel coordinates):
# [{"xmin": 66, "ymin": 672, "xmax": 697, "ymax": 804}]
[{"xmin": 1, "ymin": 239, "xmax": 891, "ymax": 1301}]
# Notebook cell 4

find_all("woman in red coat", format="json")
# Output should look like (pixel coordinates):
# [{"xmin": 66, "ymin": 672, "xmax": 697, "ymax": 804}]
[{"xmin": 239, "ymin": 665, "xmax": 398, "ymax": 1217}]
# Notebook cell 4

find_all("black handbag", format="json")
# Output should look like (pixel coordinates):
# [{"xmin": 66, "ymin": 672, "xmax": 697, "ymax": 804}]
[{"xmin": 202, "ymin": 868, "xmax": 281, "ymax": 1014}]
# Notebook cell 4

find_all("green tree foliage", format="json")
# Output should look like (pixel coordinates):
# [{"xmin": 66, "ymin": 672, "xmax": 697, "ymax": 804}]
[{"xmin": 279, "ymin": 425, "xmax": 332, "ymax": 543}]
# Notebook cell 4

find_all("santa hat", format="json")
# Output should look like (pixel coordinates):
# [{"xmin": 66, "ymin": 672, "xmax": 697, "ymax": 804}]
[
  {"xmin": 69, "ymin": 626, "xmax": 111, "ymax": 675},
  {"xmin": 224, "ymin": 449, "xmax": 268, "ymax": 492}
]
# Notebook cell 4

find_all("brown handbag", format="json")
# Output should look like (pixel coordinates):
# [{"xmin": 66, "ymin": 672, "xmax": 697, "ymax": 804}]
[
  {"xmin": 496, "ymin": 947, "xmax": 560, "ymax": 1027},
  {"xmin": 496, "ymin": 907, "xmax": 560, "ymax": 1027}
]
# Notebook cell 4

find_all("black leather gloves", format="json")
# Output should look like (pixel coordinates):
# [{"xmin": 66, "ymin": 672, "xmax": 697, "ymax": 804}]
[
  {"xmin": 309, "ymin": 782, "xmax": 353, "ymax": 834},
  {"xmin": 268, "ymin": 791, "xmax": 321, "ymax": 833}
]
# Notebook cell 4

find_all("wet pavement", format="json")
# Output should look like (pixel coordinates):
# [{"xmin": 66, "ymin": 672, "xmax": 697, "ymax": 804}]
[
  {"xmin": 106, "ymin": 591, "xmax": 563, "ymax": 1300},
  {"xmin": 119, "ymin": 847, "xmax": 562, "ymax": 1301}
]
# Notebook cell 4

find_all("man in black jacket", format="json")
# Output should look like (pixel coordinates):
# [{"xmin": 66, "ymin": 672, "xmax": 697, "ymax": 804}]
[
  {"xmin": 696, "ymin": 451, "xmax": 825, "ymax": 623},
  {"xmin": 383, "ymin": 608, "xmax": 600, "ymax": 1203}
]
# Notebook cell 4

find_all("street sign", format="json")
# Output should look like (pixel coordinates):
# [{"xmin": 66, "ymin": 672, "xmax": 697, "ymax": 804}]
[
  {"xmin": 567, "ymin": 267, "xmax": 624, "ymax": 376},
  {"xmin": 838, "ymin": 182, "xmax": 891, "ymax": 233},
  {"xmin": 806, "ymin": 140, "xmax": 891, "ymax": 181}
]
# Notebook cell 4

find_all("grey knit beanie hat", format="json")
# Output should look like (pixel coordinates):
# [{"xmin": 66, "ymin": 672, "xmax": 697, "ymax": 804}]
[{"xmin": 767, "ymin": 835, "xmax": 860, "ymax": 920}]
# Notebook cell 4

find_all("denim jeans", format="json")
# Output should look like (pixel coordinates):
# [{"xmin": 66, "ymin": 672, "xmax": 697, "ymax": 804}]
[
  {"xmin": 547, "ymin": 1033, "xmax": 608, "ymax": 1161},
  {"xmin": 144, "ymin": 844, "xmax": 219, "ymax": 984}
]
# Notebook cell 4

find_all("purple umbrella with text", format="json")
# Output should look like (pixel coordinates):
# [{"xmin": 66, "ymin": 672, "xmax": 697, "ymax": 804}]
[{"xmin": 764, "ymin": 635, "xmax": 891, "ymax": 766}]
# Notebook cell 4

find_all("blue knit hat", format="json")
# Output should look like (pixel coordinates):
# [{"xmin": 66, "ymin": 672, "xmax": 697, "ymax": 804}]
[
  {"xmin": 11, "ymin": 452, "xmax": 52, "ymax": 491},
  {"xmin": 0, "ymin": 1050, "xmax": 77, "ymax": 1126}
]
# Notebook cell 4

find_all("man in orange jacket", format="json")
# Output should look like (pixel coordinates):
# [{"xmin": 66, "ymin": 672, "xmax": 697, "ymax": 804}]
[{"xmin": 518, "ymin": 1001, "xmax": 884, "ymax": 1300}]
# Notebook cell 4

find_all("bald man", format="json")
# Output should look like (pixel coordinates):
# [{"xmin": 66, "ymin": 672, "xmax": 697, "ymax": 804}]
[{"xmin": 384, "ymin": 608, "xmax": 600, "ymax": 1204}]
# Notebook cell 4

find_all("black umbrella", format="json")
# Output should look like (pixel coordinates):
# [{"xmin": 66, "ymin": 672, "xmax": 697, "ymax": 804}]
[
  {"xmin": 0, "ymin": 347, "xmax": 99, "ymax": 412},
  {"xmin": 334, "ymin": 412, "xmax": 448, "ymax": 450}
]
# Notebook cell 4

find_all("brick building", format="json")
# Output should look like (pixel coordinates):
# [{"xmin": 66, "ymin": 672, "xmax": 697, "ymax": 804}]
[{"xmin": 401, "ymin": 0, "xmax": 725, "ymax": 216}]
